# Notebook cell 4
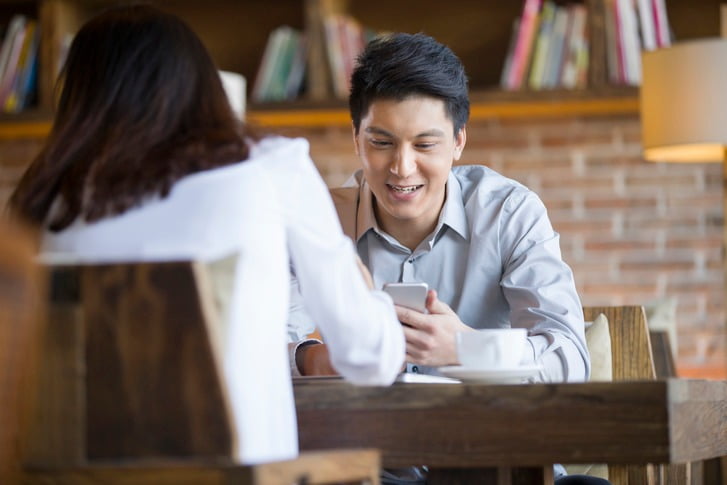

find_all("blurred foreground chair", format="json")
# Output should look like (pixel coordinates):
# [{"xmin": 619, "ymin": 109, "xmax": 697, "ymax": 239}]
[
  {"xmin": 0, "ymin": 221, "xmax": 43, "ymax": 484},
  {"xmin": 24, "ymin": 261, "xmax": 380, "ymax": 484}
]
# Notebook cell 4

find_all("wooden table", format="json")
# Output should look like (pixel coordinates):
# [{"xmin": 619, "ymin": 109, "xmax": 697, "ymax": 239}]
[{"xmin": 294, "ymin": 378, "xmax": 727, "ymax": 485}]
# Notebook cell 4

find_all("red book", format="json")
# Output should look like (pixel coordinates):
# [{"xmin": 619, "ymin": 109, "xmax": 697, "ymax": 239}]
[
  {"xmin": 506, "ymin": 0, "xmax": 542, "ymax": 90},
  {"xmin": 651, "ymin": 0, "xmax": 671, "ymax": 47}
]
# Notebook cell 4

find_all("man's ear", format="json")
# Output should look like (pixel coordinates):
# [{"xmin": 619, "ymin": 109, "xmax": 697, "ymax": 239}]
[
  {"xmin": 453, "ymin": 125, "xmax": 467, "ymax": 161},
  {"xmin": 352, "ymin": 122, "xmax": 360, "ymax": 156}
]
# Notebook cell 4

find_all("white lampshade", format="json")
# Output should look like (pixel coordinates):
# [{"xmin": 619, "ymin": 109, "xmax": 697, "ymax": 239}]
[{"xmin": 641, "ymin": 38, "xmax": 727, "ymax": 163}]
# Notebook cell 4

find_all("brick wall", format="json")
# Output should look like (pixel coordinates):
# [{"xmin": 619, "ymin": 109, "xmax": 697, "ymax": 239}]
[{"xmin": 1, "ymin": 114, "xmax": 725, "ymax": 377}]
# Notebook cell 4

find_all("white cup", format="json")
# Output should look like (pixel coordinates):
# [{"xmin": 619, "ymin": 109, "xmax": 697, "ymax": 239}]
[{"xmin": 456, "ymin": 328, "xmax": 527, "ymax": 369}]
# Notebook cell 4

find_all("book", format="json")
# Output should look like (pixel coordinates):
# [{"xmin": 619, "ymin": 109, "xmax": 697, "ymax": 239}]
[
  {"xmin": 543, "ymin": 5, "xmax": 570, "ymax": 88},
  {"xmin": 652, "ymin": 0, "xmax": 671, "ymax": 47},
  {"xmin": 561, "ymin": 4, "xmax": 589, "ymax": 89},
  {"xmin": 252, "ymin": 26, "xmax": 289, "ymax": 102},
  {"xmin": 285, "ymin": 33, "xmax": 307, "ymax": 99},
  {"xmin": 587, "ymin": 0, "xmax": 608, "ymax": 88},
  {"xmin": 323, "ymin": 14, "xmax": 347, "ymax": 98},
  {"xmin": 575, "ymin": 6, "xmax": 590, "ymax": 89},
  {"xmin": 506, "ymin": 0, "xmax": 542, "ymax": 90},
  {"xmin": 603, "ymin": 0, "xmax": 622, "ymax": 84},
  {"xmin": 0, "ymin": 15, "xmax": 27, "ymax": 106},
  {"xmin": 4, "ymin": 20, "xmax": 39, "ymax": 113},
  {"xmin": 500, "ymin": 18, "xmax": 520, "ymax": 89},
  {"xmin": 616, "ymin": 0, "xmax": 641, "ymax": 85},
  {"xmin": 0, "ymin": 15, "xmax": 25, "ymax": 91},
  {"xmin": 528, "ymin": 0, "xmax": 556, "ymax": 90},
  {"xmin": 322, "ymin": 13, "xmax": 370, "ymax": 99},
  {"xmin": 268, "ymin": 27, "xmax": 299, "ymax": 101},
  {"xmin": 636, "ymin": 0, "xmax": 657, "ymax": 51}
]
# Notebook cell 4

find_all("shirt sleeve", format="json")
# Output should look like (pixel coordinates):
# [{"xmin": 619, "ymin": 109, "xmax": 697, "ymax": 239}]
[
  {"xmin": 499, "ymin": 190, "xmax": 590, "ymax": 382},
  {"xmin": 287, "ymin": 265, "xmax": 316, "ymax": 342},
  {"xmin": 273, "ymin": 138, "xmax": 405, "ymax": 385}
]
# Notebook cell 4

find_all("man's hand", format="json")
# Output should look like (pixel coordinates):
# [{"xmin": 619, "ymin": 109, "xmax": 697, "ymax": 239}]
[
  {"xmin": 297, "ymin": 343, "xmax": 338, "ymax": 376},
  {"xmin": 398, "ymin": 289, "xmax": 473, "ymax": 367}
]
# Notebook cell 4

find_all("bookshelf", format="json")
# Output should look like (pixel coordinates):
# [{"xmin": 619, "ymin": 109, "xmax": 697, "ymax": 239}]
[{"xmin": 0, "ymin": 0, "xmax": 721, "ymax": 134}]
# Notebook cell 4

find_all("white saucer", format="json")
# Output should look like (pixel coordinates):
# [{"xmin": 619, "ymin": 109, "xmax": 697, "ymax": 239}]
[{"xmin": 438, "ymin": 364, "xmax": 543, "ymax": 384}]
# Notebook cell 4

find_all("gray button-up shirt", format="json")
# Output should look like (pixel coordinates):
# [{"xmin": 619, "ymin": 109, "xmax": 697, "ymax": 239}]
[{"xmin": 289, "ymin": 165, "xmax": 589, "ymax": 382}]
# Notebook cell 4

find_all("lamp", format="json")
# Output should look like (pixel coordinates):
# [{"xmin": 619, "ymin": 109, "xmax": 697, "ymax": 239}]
[
  {"xmin": 641, "ymin": 38, "xmax": 727, "ymax": 164},
  {"xmin": 640, "ymin": 37, "xmax": 727, "ymax": 378}
]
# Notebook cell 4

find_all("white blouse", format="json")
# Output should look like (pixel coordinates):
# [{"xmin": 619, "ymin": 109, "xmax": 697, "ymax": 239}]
[{"xmin": 42, "ymin": 136, "xmax": 405, "ymax": 464}]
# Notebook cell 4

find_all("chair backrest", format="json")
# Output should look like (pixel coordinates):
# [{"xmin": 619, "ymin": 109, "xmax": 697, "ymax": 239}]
[
  {"xmin": 32, "ymin": 261, "xmax": 235, "ymax": 463},
  {"xmin": 583, "ymin": 306, "xmax": 657, "ymax": 381},
  {"xmin": 26, "ymin": 261, "xmax": 384, "ymax": 485},
  {"xmin": 649, "ymin": 330, "xmax": 677, "ymax": 379},
  {"xmin": 582, "ymin": 306, "xmax": 659, "ymax": 485},
  {"xmin": 0, "ymin": 222, "xmax": 43, "ymax": 483}
]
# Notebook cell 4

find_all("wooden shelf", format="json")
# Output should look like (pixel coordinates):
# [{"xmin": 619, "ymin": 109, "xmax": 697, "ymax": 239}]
[{"xmin": 0, "ymin": 88, "xmax": 640, "ymax": 138}]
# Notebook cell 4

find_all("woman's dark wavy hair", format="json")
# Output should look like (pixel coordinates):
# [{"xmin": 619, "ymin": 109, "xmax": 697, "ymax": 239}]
[
  {"xmin": 349, "ymin": 32, "xmax": 470, "ymax": 135},
  {"xmin": 9, "ymin": 4, "xmax": 252, "ymax": 231}
]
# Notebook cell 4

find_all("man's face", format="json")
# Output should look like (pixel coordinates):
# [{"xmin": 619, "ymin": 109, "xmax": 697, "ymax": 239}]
[{"xmin": 353, "ymin": 96, "xmax": 466, "ymax": 240}]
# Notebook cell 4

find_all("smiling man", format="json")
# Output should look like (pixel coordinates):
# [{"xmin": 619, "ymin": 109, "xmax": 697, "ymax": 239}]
[
  {"xmin": 287, "ymin": 32, "xmax": 606, "ymax": 485},
  {"xmin": 289, "ymin": 32, "xmax": 589, "ymax": 383}
]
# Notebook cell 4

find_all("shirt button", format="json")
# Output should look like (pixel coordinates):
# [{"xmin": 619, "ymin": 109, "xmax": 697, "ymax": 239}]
[{"xmin": 412, "ymin": 365, "xmax": 419, "ymax": 373}]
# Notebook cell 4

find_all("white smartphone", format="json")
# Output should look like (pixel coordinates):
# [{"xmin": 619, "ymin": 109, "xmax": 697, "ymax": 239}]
[{"xmin": 382, "ymin": 282, "xmax": 429, "ymax": 313}]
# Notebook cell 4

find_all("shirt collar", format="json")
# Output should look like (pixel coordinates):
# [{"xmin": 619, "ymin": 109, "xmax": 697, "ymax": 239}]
[
  {"xmin": 356, "ymin": 176, "xmax": 378, "ymax": 241},
  {"xmin": 354, "ymin": 170, "xmax": 469, "ymax": 243},
  {"xmin": 439, "ymin": 171, "xmax": 469, "ymax": 240}
]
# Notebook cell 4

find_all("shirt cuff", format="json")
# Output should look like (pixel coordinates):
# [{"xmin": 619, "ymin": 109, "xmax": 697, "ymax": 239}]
[{"xmin": 288, "ymin": 338, "xmax": 323, "ymax": 376}]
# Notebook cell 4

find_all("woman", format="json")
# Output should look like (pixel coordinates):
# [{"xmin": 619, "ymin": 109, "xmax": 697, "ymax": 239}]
[{"xmin": 8, "ymin": 5, "xmax": 404, "ymax": 464}]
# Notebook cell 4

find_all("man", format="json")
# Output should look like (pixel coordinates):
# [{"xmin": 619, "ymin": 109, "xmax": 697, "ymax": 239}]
[
  {"xmin": 289, "ymin": 32, "xmax": 589, "ymax": 383},
  {"xmin": 288, "ymin": 32, "xmax": 608, "ymax": 485}
]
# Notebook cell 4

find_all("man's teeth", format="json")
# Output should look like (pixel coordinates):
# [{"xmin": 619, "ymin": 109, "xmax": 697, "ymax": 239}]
[{"xmin": 391, "ymin": 185, "xmax": 420, "ymax": 193}]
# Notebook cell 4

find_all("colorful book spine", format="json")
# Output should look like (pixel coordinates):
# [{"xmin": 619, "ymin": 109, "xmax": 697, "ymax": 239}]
[
  {"xmin": 616, "ymin": 0, "xmax": 641, "ymax": 85},
  {"xmin": 506, "ymin": 0, "xmax": 542, "ymax": 90},
  {"xmin": 0, "ymin": 16, "xmax": 28, "ymax": 108},
  {"xmin": 543, "ymin": 5, "xmax": 570, "ymax": 89},
  {"xmin": 4, "ymin": 20, "xmax": 39, "ymax": 113},
  {"xmin": 323, "ymin": 14, "xmax": 347, "ymax": 98},
  {"xmin": 586, "ymin": 0, "xmax": 608, "ymax": 88},
  {"xmin": 636, "ymin": 0, "xmax": 657, "ymax": 51},
  {"xmin": 500, "ymin": 18, "xmax": 520, "ymax": 89},
  {"xmin": 561, "ymin": 5, "xmax": 588, "ymax": 89},
  {"xmin": 252, "ymin": 27, "xmax": 288, "ymax": 102},
  {"xmin": 652, "ymin": 0, "xmax": 671, "ymax": 47},
  {"xmin": 528, "ymin": 0, "xmax": 556, "ymax": 90}
]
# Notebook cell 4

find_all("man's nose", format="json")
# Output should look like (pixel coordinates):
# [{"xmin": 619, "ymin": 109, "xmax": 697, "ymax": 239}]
[{"xmin": 390, "ymin": 146, "xmax": 417, "ymax": 178}]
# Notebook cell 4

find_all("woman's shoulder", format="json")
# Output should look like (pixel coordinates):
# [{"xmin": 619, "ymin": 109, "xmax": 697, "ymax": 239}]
[{"xmin": 250, "ymin": 136, "xmax": 310, "ymax": 161}]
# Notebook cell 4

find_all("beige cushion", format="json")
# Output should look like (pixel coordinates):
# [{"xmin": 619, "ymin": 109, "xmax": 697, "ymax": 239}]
[
  {"xmin": 585, "ymin": 313, "xmax": 612, "ymax": 382},
  {"xmin": 566, "ymin": 314, "xmax": 611, "ymax": 479}
]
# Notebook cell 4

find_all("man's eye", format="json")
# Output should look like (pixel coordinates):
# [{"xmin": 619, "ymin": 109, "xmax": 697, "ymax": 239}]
[
  {"xmin": 370, "ymin": 139, "xmax": 391, "ymax": 147},
  {"xmin": 416, "ymin": 142, "xmax": 436, "ymax": 150}
]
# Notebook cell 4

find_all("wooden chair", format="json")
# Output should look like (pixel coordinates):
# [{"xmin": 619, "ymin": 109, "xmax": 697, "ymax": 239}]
[
  {"xmin": 586, "ymin": 308, "xmax": 726, "ymax": 485},
  {"xmin": 0, "ymin": 221, "xmax": 44, "ymax": 484},
  {"xmin": 24, "ymin": 261, "xmax": 380, "ymax": 484},
  {"xmin": 582, "ymin": 306, "xmax": 658, "ymax": 485},
  {"xmin": 648, "ymin": 329, "xmax": 726, "ymax": 485},
  {"xmin": 649, "ymin": 330, "xmax": 677, "ymax": 380}
]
